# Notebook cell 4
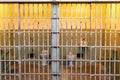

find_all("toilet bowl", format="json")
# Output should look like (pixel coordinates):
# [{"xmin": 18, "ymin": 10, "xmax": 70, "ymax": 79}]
[
  {"xmin": 67, "ymin": 52, "xmax": 76, "ymax": 66},
  {"xmin": 40, "ymin": 50, "xmax": 49, "ymax": 66}
]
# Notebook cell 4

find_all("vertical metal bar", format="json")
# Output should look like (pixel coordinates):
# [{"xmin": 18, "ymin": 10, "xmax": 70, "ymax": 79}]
[
  {"xmin": 70, "ymin": 3, "xmax": 72, "ymax": 80},
  {"xmin": 75, "ymin": 3, "xmax": 78, "ymax": 80},
  {"xmin": 94, "ymin": 3, "xmax": 97, "ymax": 80},
  {"xmin": 18, "ymin": 3, "xmax": 22, "ymax": 80},
  {"xmin": 37, "ymin": 3, "xmax": 40, "ymax": 80},
  {"xmin": 0, "ymin": 9, "xmax": 2, "ymax": 78},
  {"xmin": 8, "ymin": 3, "xmax": 11, "ymax": 80},
  {"xmin": 28, "ymin": 4, "xmax": 31, "ymax": 80},
  {"xmin": 51, "ymin": 2, "xmax": 59, "ymax": 80},
  {"xmin": 114, "ymin": 3, "xmax": 117, "ymax": 80},
  {"xmin": 0, "ymin": 37, "xmax": 1, "ymax": 80},
  {"xmin": 46, "ymin": 4, "xmax": 50, "ymax": 80},
  {"xmin": 0, "ymin": 15, "xmax": 1, "ymax": 80},
  {"xmin": 3, "ymin": 4, "xmax": 7, "ymax": 80},
  {"xmin": 109, "ymin": 3, "xmax": 112, "ymax": 80},
  {"xmin": 47, "ymin": 4, "xmax": 49, "ymax": 79},
  {"xmin": 89, "ymin": 3, "xmax": 92, "ymax": 80},
  {"xmin": 23, "ymin": 4, "xmax": 27, "ymax": 80},
  {"xmin": 60, "ymin": 3, "xmax": 64, "ymax": 80},
  {"xmin": 70, "ymin": 3, "xmax": 72, "ymax": 52},
  {"xmin": 0, "ymin": 35, "xmax": 0, "ymax": 79},
  {"xmin": 32, "ymin": 3, "xmax": 36, "ymax": 80},
  {"xmin": 66, "ymin": 4, "xmax": 68, "ymax": 80},
  {"xmin": 80, "ymin": 3, "xmax": 82, "ymax": 80},
  {"xmin": 59, "ymin": 3, "xmax": 61, "ymax": 80},
  {"xmin": 104, "ymin": 3, "xmax": 107, "ymax": 80},
  {"xmin": 42, "ymin": 4, "xmax": 44, "ymax": 50},
  {"xmin": 13, "ymin": 4, "xmax": 16, "ymax": 80},
  {"xmin": 99, "ymin": 4, "xmax": 102, "ymax": 80},
  {"xmin": 42, "ymin": 4, "xmax": 45, "ymax": 80},
  {"xmin": 85, "ymin": 3, "xmax": 88, "ymax": 80}
]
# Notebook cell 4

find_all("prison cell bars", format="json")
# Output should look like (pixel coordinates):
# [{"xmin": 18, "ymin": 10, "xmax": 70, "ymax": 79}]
[
  {"xmin": 29, "ymin": 3, "xmax": 31, "ymax": 78},
  {"xmin": 18, "ymin": 3, "xmax": 22, "ymax": 80},
  {"xmin": 113, "ymin": 3, "xmax": 117, "ymax": 80},
  {"xmin": 1, "ymin": 0, "xmax": 120, "ymax": 3},
  {"xmin": 32, "ymin": 4, "xmax": 35, "ymax": 80},
  {"xmin": 0, "ymin": 1, "xmax": 119, "ymax": 80},
  {"xmin": 11, "ymin": 3, "xmax": 16, "ymax": 79},
  {"xmin": 85, "ymin": 3, "xmax": 88, "ymax": 80},
  {"xmin": 94, "ymin": 3, "xmax": 97, "ymax": 80},
  {"xmin": 12, "ymin": 5, "xmax": 16, "ymax": 79},
  {"xmin": 30, "ymin": 4, "xmax": 33, "ymax": 80},
  {"xmin": 3, "ymin": 4, "xmax": 7, "ymax": 80},
  {"xmin": 75, "ymin": 3, "xmax": 78, "ymax": 80},
  {"xmin": 100, "ymin": 4, "xmax": 102, "ymax": 80},
  {"xmin": 19, "ymin": 3, "xmax": 49, "ymax": 79},
  {"xmin": 38, "ymin": 4, "xmax": 40, "ymax": 80},
  {"xmin": 42, "ymin": 4, "xmax": 45, "ymax": 80},
  {"xmin": 52, "ymin": 3, "xmax": 59, "ymax": 80},
  {"xmin": 104, "ymin": 3, "xmax": 107, "ymax": 80},
  {"xmin": 8, "ymin": 4, "xmax": 11, "ymax": 80},
  {"xmin": 23, "ymin": 4, "xmax": 27, "ymax": 80},
  {"xmin": 3, "ymin": 4, "xmax": 6, "ymax": 80},
  {"xmin": 80, "ymin": 3, "xmax": 83, "ymax": 80},
  {"xmin": 70, "ymin": 3, "xmax": 72, "ymax": 80},
  {"xmin": 109, "ymin": 4, "xmax": 112, "ymax": 80},
  {"xmin": 66, "ymin": 4, "xmax": 68, "ymax": 80},
  {"xmin": 47, "ymin": 4, "xmax": 50, "ymax": 80},
  {"xmin": 0, "ymin": 23, "xmax": 1, "ymax": 80},
  {"xmin": 90, "ymin": 3, "xmax": 92, "ymax": 80},
  {"xmin": 46, "ymin": 4, "xmax": 49, "ymax": 80},
  {"xmin": 59, "ymin": 3, "xmax": 63, "ymax": 80},
  {"xmin": 37, "ymin": 3, "xmax": 40, "ymax": 80},
  {"xmin": 0, "ymin": 4, "xmax": 2, "ymax": 79}
]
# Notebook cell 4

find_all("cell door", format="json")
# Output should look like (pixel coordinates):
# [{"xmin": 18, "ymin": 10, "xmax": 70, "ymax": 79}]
[{"xmin": 0, "ymin": 2, "xmax": 120, "ymax": 80}]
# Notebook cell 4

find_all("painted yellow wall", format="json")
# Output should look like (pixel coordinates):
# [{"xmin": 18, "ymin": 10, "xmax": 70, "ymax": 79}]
[
  {"xmin": 59, "ymin": 3, "xmax": 120, "ymax": 30},
  {"xmin": 0, "ymin": 3, "xmax": 120, "ymax": 30}
]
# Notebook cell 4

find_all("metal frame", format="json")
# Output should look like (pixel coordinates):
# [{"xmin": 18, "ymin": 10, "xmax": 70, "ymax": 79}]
[
  {"xmin": 0, "ymin": 1, "xmax": 120, "ymax": 80},
  {"xmin": 51, "ymin": 3, "xmax": 59, "ymax": 80},
  {"xmin": 18, "ymin": 3, "xmax": 22, "ymax": 80},
  {"xmin": 0, "ymin": 0, "xmax": 120, "ymax": 3}
]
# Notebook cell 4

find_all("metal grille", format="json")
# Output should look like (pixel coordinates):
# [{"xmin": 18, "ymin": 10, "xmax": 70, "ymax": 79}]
[
  {"xmin": 59, "ymin": 3, "xmax": 120, "ymax": 80},
  {"xmin": 0, "ymin": 3, "xmax": 52, "ymax": 80},
  {"xmin": 0, "ymin": 2, "xmax": 120, "ymax": 80}
]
